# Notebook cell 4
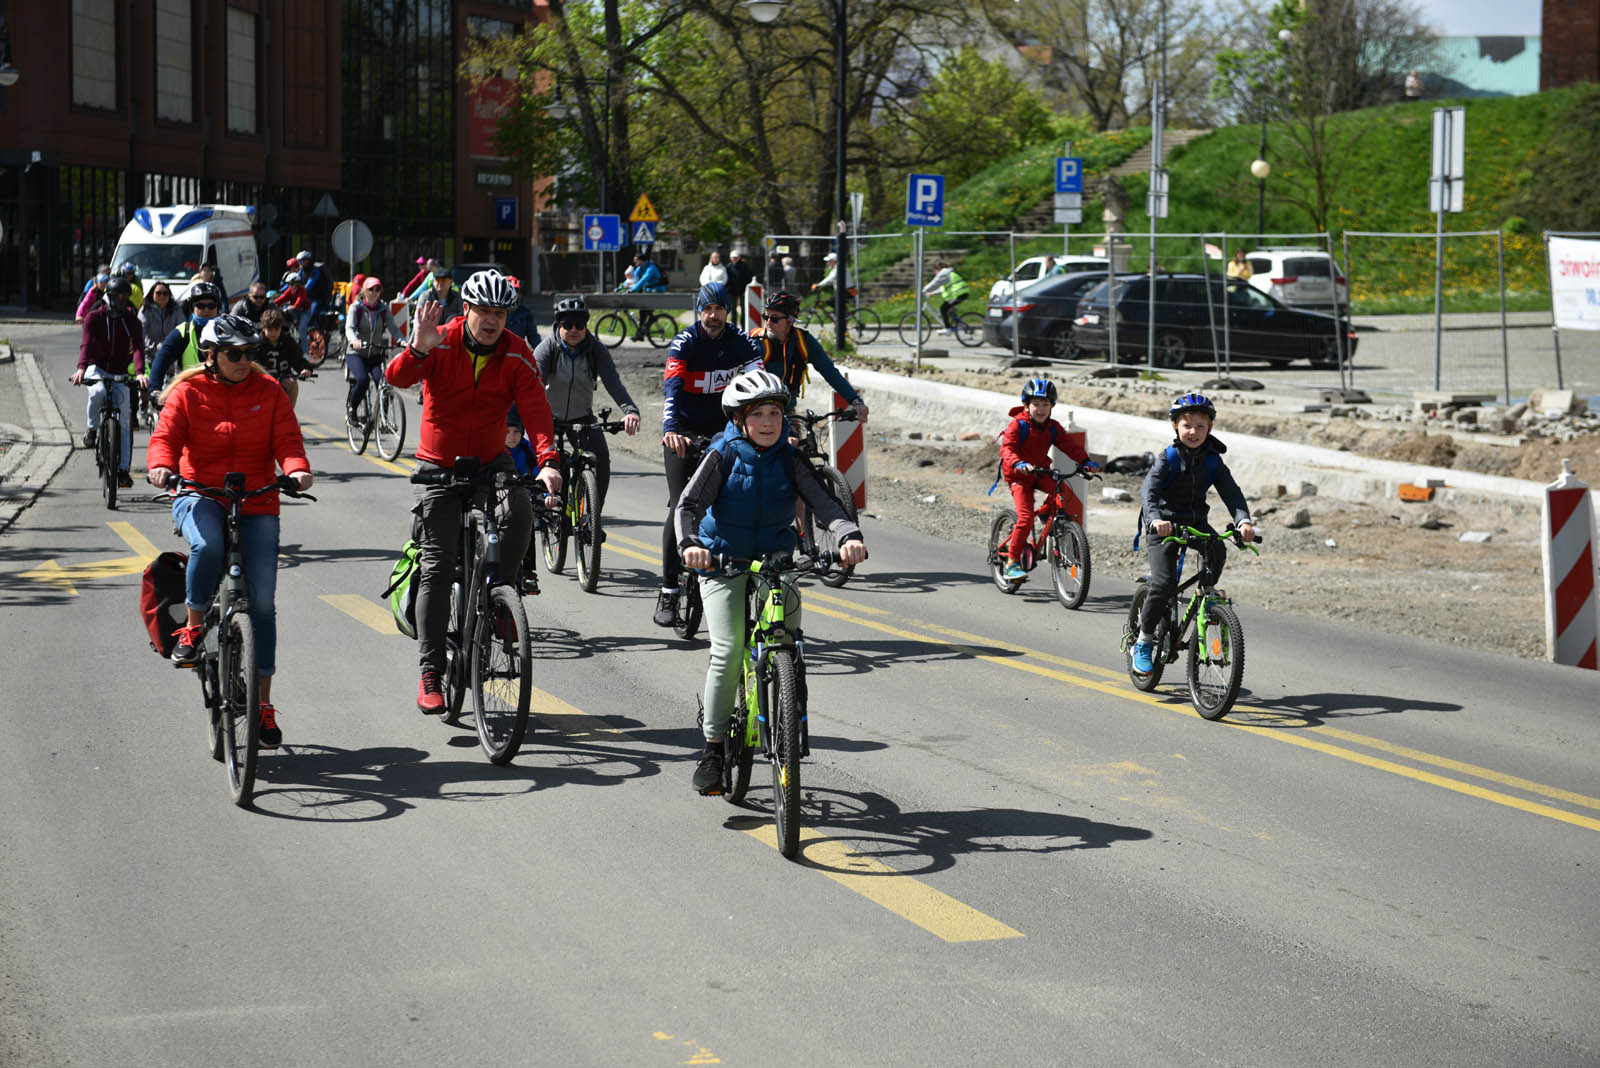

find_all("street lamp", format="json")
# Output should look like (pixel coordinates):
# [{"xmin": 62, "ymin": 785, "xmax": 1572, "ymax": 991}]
[
  {"xmin": 0, "ymin": 15, "xmax": 19, "ymax": 87},
  {"xmin": 743, "ymin": 0, "xmax": 849, "ymax": 354},
  {"xmin": 1250, "ymin": 29, "xmax": 1292, "ymax": 244},
  {"xmin": 545, "ymin": 72, "xmax": 613, "ymax": 290}
]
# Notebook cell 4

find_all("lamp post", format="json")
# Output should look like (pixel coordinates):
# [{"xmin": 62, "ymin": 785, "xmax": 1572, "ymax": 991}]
[
  {"xmin": 1251, "ymin": 28, "xmax": 1292, "ymax": 245},
  {"xmin": 743, "ymin": 0, "xmax": 848, "ymax": 354},
  {"xmin": 545, "ymin": 69, "xmax": 613, "ymax": 290}
]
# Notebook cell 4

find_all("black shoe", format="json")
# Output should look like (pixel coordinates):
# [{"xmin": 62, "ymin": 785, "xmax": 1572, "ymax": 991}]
[
  {"xmin": 82, "ymin": 428, "xmax": 97, "ymax": 449},
  {"xmin": 170, "ymin": 624, "xmax": 204, "ymax": 667},
  {"xmin": 520, "ymin": 570, "xmax": 540, "ymax": 596},
  {"xmin": 258, "ymin": 704, "xmax": 282, "ymax": 749},
  {"xmin": 652, "ymin": 590, "xmax": 680, "ymax": 628},
  {"xmin": 117, "ymin": 470, "xmax": 134, "ymax": 488},
  {"xmin": 693, "ymin": 743, "xmax": 725, "ymax": 795}
]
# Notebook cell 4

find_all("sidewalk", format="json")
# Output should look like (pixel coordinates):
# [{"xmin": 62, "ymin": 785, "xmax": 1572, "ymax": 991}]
[{"xmin": 0, "ymin": 340, "xmax": 74, "ymax": 534}]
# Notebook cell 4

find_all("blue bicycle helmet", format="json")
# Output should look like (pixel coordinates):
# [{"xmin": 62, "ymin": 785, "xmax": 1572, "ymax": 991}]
[
  {"xmin": 1169, "ymin": 392, "xmax": 1216, "ymax": 421},
  {"xmin": 1020, "ymin": 377, "xmax": 1058, "ymax": 405},
  {"xmin": 696, "ymin": 281, "xmax": 731, "ymax": 311}
]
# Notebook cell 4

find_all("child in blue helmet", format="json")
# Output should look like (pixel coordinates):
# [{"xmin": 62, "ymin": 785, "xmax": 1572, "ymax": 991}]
[
  {"xmin": 998, "ymin": 378, "xmax": 1095, "ymax": 581},
  {"xmin": 1131, "ymin": 393, "xmax": 1255, "ymax": 673}
]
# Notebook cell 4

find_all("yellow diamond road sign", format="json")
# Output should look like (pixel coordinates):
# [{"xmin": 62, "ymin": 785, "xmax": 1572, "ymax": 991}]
[{"xmin": 628, "ymin": 194, "xmax": 659, "ymax": 223}]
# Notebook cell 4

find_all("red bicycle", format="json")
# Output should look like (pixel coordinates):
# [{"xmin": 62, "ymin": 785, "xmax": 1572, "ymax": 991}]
[{"xmin": 986, "ymin": 460, "xmax": 1099, "ymax": 609}]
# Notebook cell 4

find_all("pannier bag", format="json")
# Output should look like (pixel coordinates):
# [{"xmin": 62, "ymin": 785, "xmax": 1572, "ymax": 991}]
[
  {"xmin": 140, "ymin": 551, "xmax": 189, "ymax": 656},
  {"xmin": 382, "ymin": 539, "xmax": 422, "ymax": 638}
]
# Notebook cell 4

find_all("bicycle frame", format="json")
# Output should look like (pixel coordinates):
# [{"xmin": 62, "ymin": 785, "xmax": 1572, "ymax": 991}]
[
  {"xmin": 738, "ymin": 557, "xmax": 802, "ymax": 756},
  {"xmin": 1006, "ymin": 465, "xmax": 1090, "ymax": 570}
]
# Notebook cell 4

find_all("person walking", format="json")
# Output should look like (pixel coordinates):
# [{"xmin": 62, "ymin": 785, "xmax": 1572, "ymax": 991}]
[{"xmin": 725, "ymin": 250, "xmax": 754, "ymax": 328}]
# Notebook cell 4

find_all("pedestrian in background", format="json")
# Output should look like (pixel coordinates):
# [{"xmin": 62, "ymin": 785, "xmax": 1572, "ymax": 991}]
[
  {"xmin": 1226, "ymin": 249, "xmax": 1253, "ymax": 281},
  {"xmin": 699, "ymin": 250, "xmax": 728, "ymax": 288},
  {"xmin": 725, "ymin": 250, "xmax": 754, "ymax": 327}
]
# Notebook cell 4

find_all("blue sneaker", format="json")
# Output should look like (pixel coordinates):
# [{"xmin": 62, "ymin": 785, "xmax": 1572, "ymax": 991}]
[
  {"xmin": 1003, "ymin": 562, "xmax": 1027, "ymax": 581},
  {"xmin": 1131, "ymin": 640, "xmax": 1155, "ymax": 673}
]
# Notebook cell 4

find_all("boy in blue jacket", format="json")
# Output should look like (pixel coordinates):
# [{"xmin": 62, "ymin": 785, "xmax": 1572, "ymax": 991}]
[
  {"xmin": 673, "ymin": 369, "xmax": 867, "ymax": 795},
  {"xmin": 1132, "ymin": 393, "xmax": 1255, "ymax": 673}
]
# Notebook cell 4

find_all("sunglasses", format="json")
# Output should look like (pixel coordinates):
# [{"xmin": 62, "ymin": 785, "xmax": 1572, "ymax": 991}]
[
  {"xmin": 191, "ymin": 302, "xmax": 220, "ymax": 312},
  {"xmin": 216, "ymin": 347, "xmax": 256, "ymax": 363},
  {"xmin": 558, "ymin": 318, "xmax": 589, "ymax": 329},
  {"xmin": 765, "ymin": 314, "xmax": 790, "ymax": 322},
  {"xmin": 249, "ymin": 293, "xmax": 267, "ymax": 300}
]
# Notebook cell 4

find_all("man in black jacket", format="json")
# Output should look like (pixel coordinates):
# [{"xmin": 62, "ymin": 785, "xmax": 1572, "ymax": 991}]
[{"xmin": 725, "ymin": 250, "xmax": 755, "ymax": 327}]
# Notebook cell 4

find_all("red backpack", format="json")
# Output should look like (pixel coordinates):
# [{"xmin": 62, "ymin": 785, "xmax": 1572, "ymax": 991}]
[{"xmin": 140, "ymin": 551, "xmax": 188, "ymax": 657}]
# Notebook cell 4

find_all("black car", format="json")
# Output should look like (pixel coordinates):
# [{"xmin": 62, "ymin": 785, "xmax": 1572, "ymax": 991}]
[
  {"xmin": 983, "ymin": 270, "xmax": 1134, "ymax": 358},
  {"xmin": 1071, "ymin": 273, "xmax": 1356, "ymax": 368}
]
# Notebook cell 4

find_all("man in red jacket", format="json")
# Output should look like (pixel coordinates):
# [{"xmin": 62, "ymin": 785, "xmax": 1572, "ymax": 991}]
[{"xmin": 385, "ymin": 269, "xmax": 562, "ymax": 714}]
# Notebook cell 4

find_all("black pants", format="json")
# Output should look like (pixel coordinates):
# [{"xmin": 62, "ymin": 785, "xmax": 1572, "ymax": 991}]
[
  {"xmin": 573, "ymin": 424, "xmax": 614, "ymax": 512},
  {"xmin": 939, "ymin": 298, "xmax": 962, "ymax": 328},
  {"xmin": 1140, "ymin": 530, "xmax": 1226, "ymax": 636},
  {"xmin": 660, "ymin": 443, "xmax": 704, "ymax": 591}
]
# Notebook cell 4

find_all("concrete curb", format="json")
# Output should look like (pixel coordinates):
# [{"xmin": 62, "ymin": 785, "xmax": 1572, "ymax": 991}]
[{"xmin": 0, "ymin": 352, "xmax": 74, "ymax": 534}]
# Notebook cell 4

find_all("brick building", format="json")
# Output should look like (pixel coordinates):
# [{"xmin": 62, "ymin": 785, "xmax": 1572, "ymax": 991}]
[{"xmin": 1540, "ymin": 0, "xmax": 1600, "ymax": 88}]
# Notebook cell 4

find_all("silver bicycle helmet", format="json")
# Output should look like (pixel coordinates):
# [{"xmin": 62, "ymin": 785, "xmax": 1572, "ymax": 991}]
[
  {"xmin": 460, "ymin": 269, "xmax": 517, "ymax": 309},
  {"xmin": 721, "ymin": 369, "xmax": 790, "ymax": 420},
  {"xmin": 200, "ymin": 313, "xmax": 262, "ymax": 349}
]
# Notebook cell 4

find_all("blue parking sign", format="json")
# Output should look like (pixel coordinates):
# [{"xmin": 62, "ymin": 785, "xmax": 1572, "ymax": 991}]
[
  {"xmin": 905, "ymin": 174, "xmax": 944, "ymax": 227},
  {"xmin": 495, "ymin": 197, "xmax": 517, "ymax": 229},
  {"xmin": 1055, "ymin": 157, "xmax": 1083, "ymax": 194}
]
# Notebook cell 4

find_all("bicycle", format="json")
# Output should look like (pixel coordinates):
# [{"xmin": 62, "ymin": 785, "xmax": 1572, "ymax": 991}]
[
  {"xmin": 593, "ymin": 306, "xmax": 680, "ymax": 349},
  {"xmin": 79, "ymin": 371, "xmax": 133, "ymax": 510},
  {"xmin": 1120, "ymin": 524, "xmax": 1261, "ymax": 720},
  {"xmin": 165, "ymin": 472, "xmax": 316, "ymax": 807},
  {"xmin": 345, "ymin": 354, "xmax": 406, "ymax": 461},
  {"xmin": 790, "ymin": 406, "xmax": 861, "ymax": 589},
  {"xmin": 409, "ymin": 458, "xmax": 536, "ymax": 764},
  {"xmin": 897, "ymin": 304, "xmax": 982, "ymax": 348},
  {"xmin": 537, "ymin": 408, "xmax": 627, "ymax": 593},
  {"xmin": 705, "ymin": 550, "xmax": 855, "ymax": 860},
  {"xmin": 304, "ymin": 305, "xmax": 346, "ymax": 367},
  {"xmin": 798, "ymin": 294, "xmax": 882, "ymax": 344},
  {"xmin": 986, "ymin": 460, "xmax": 1100, "ymax": 609},
  {"xmin": 671, "ymin": 434, "xmax": 715, "ymax": 641}
]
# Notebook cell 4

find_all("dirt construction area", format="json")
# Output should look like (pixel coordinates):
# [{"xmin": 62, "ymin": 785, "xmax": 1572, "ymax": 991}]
[{"xmin": 609, "ymin": 353, "xmax": 1599, "ymax": 663}]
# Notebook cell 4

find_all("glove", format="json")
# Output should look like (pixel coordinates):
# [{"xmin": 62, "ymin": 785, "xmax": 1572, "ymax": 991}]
[
  {"xmin": 1014, "ymin": 462, "xmax": 1031, "ymax": 474},
  {"xmin": 1083, "ymin": 460, "xmax": 1101, "ymax": 472}
]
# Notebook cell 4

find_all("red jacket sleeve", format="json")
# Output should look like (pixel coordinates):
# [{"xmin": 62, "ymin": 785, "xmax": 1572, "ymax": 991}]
[
  {"xmin": 384, "ymin": 346, "xmax": 426, "ymax": 389},
  {"xmin": 270, "ymin": 382, "xmax": 311, "ymax": 477},
  {"xmin": 146, "ymin": 379, "xmax": 190, "ymax": 472}
]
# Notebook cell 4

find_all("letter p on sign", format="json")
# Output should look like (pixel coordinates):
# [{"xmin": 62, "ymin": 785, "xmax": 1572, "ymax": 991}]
[{"xmin": 905, "ymin": 174, "xmax": 945, "ymax": 227}]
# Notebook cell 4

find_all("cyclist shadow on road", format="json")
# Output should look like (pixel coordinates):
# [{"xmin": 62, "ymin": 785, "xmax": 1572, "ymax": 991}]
[
  {"xmin": 1221, "ymin": 690, "xmax": 1463, "ymax": 727},
  {"xmin": 821, "ymin": 570, "xmax": 990, "ymax": 596},
  {"xmin": 277, "ymin": 541, "xmax": 398, "ymax": 568},
  {"xmin": 804, "ymin": 636, "xmax": 1024, "ymax": 677},
  {"xmin": 726, "ymin": 788, "xmax": 1152, "ymax": 876}
]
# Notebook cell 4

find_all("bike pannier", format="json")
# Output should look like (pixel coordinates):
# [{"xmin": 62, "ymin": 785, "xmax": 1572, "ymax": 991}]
[
  {"xmin": 140, "ymin": 551, "xmax": 189, "ymax": 657},
  {"xmin": 383, "ymin": 539, "xmax": 423, "ymax": 639}
]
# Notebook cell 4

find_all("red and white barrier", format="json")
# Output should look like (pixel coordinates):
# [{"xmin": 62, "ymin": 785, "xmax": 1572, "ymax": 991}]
[
  {"xmin": 745, "ymin": 282, "xmax": 764, "ymax": 331},
  {"xmin": 828, "ymin": 384, "xmax": 867, "ymax": 510},
  {"xmin": 1049, "ymin": 409, "xmax": 1088, "ymax": 526},
  {"xmin": 1542, "ymin": 459, "xmax": 1599, "ymax": 669}
]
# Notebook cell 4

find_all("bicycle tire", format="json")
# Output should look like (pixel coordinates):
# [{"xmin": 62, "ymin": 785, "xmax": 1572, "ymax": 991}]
[
  {"xmin": 322, "ymin": 329, "xmax": 346, "ymax": 367},
  {"xmin": 375, "ymin": 386, "xmax": 406, "ymax": 462},
  {"xmin": 346, "ymin": 390, "xmax": 371, "ymax": 454},
  {"xmin": 100, "ymin": 413, "xmax": 120, "ymax": 509},
  {"xmin": 674, "ymin": 571, "xmax": 703, "ymax": 640},
  {"xmin": 1187, "ymin": 598, "xmax": 1245, "ymax": 720},
  {"xmin": 1124, "ymin": 582, "xmax": 1168, "ymax": 690},
  {"xmin": 594, "ymin": 312, "xmax": 628, "ymax": 350},
  {"xmin": 573, "ymin": 469, "xmax": 603, "ymax": 593},
  {"xmin": 644, "ymin": 311, "xmax": 679, "ymax": 347},
  {"xmin": 540, "ymin": 494, "xmax": 568, "ymax": 574},
  {"xmin": 1049, "ymin": 520, "xmax": 1091, "ymax": 610},
  {"xmin": 202, "ymin": 646, "xmax": 224, "ymax": 762},
  {"xmin": 221, "ymin": 611, "xmax": 260, "ymax": 807},
  {"xmin": 849, "ymin": 308, "xmax": 881, "ymax": 345},
  {"xmin": 440, "ymin": 579, "xmax": 469, "ymax": 726},
  {"xmin": 471, "ymin": 584, "xmax": 531, "ymax": 764},
  {"xmin": 807, "ymin": 465, "xmax": 858, "ymax": 588},
  {"xmin": 896, "ymin": 311, "xmax": 932, "ymax": 348},
  {"xmin": 768, "ymin": 648, "xmax": 803, "ymax": 860},
  {"xmin": 953, "ymin": 311, "xmax": 984, "ymax": 348},
  {"xmin": 725, "ymin": 672, "xmax": 757, "ymax": 805},
  {"xmin": 987, "ymin": 513, "xmax": 1023, "ymax": 593}
]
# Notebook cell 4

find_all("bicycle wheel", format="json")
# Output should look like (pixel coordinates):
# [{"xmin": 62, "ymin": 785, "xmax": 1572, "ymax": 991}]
[
  {"xmin": 1187, "ymin": 598, "xmax": 1245, "ymax": 720},
  {"xmin": 725, "ymin": 673, "xmax": 756, "ymax": 805},
  {"xmin": 806, "ymin": 465, "xmax": 858, "ymax": 588},
  {"xmin": 644, "ymin": 311, "xmax": 679, "ymax": 347},
  {"xmin": 1124, "ymin": 582, "xmax": 1167, "ymax": 691},
  {"xmin": 767, "ymin": 647, "xmax": 803, "ymax": 860},
  {"xmin": 896, "ymin": 311, "xmax": 932, "ymax": 348},
  {"xmin": 573, "ymin": 469, "xmax": 603, "ymax": 593},
  {"xmin": 202, "ymin": 647, "xmax": 224, "ymax": 761},
  {"xmin": 987, "ymin": 513, "xmax": 1023, "ymax": 593},
  {"xmin": 594, "ymin": 312, "xmax": 628, "ymax": 350},
  {"xmin": 221, "ymin": 612, "xmax": 260, "ymax": 807},
  {"xmin": 471, "ymin": 584, "xmax": 531, "ymax": 764},
  {"xmin": 674, "ymin": 571, "xmax": 703, "ymax": 640},
  {"xmin": 848, "ymin": 308, "xmax": 881, "ymax": 345},
  {"xmin": 375, "ymin": 386, "xmax": 407, "ymax": 462},
  {"xmin": 346, "ymin": 389, "xmax": 371, "ymax": 454},
  {"xmin": 540, "ymin": 492, "xmax": 568, "ymax": 574},
  {"xmin": 953, "ymin": 311, "xmax": 984, "ymax": 348},
  {"xmin": 322, "ymin": 328, "xmax": 346, "ymax": 367},
  {"xmin": 440, "ymin": 579, "xmax": 469, "ymax": 726},
  {"xmin": 1049, "ymin": 520, "xmax": 1092, "ymax": 610},
  {"xmin": 99, "ymin": 413, "xmax": 120, "ymax": 509}
]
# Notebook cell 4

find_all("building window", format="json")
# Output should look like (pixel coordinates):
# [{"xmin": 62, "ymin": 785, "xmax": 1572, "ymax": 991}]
[
  {"xmin": 71, "ymin": 0, "xmax": 118, "ymax": 110},
  {"xmin": 226, "ymin": 8, "xmax": 258, "ymax": 134},
  {"xmin": 156, "ymin": 0, "xmax": 194, "ymax": 124}
]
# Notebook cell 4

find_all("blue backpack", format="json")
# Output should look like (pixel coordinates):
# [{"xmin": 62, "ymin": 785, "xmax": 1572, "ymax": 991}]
[{"xmin": 1133, "ymin": 444, "xmax": 1221, "ymax": 548}]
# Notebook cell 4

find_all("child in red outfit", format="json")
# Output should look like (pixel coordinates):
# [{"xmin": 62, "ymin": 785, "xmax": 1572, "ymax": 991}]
[{"xmin": 998, "ymin": 378, "xmax": 1093, "ymax": 578}]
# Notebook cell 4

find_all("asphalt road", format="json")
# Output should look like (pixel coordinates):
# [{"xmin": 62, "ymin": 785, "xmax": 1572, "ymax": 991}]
[{"xmin": 2, "ymin": 327, "xmax": 1597, "ymax": 1067}]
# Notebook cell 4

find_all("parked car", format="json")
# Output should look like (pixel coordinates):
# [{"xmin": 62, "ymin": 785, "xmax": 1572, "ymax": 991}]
[
  {"xmin": 1244, "ymin": 247, "xmax": 1349, "ymax": 316},
  {"xmin": 984, "ymin": 270, "xmax": 1134, "ymax": 357},
  {"xmin": 1071, "ymin": 273, "xmax": 1357, "ymax": 368},
  {"xmin": 987, "ymin": 254, "xmax": 1109, "ymax": 303}
]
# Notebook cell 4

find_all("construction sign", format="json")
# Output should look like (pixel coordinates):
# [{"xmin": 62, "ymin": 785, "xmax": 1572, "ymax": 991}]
[{"xmin": 628, "ymin": 194, "xmax": 659, "ymax": 222}]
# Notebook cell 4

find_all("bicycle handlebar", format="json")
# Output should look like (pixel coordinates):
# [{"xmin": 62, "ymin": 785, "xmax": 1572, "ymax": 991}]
[
  {"xmin": 795, "ymin": 406, "xmax": 859, "ymax": 429},
  {"xmin": 1150, "ymin": 523, "xmax": 1262, "ymax": 549},
  {"xmin": 165, "ymin": 473, "xmax": 317, "ymax": 503},
  {"xmin": 700, "ymin": 546, "xmax": 867, "ymax": 577}
]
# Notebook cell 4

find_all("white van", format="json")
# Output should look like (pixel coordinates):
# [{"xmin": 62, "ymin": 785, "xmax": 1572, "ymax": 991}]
[{"xmin": 110, "ymin": 204, "xmax": 260, "ymax": 301}]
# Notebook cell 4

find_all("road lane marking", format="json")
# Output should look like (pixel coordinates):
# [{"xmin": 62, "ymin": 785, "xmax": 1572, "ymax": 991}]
[
  {"xmin": 740, "ymin": 824, "xmax": 1024, "ymax": 943},
  {"xmin": 17, "ymin": 520, "xmax": 160, "ymax": 595},
  {"xmin": 319, "ymin": 594, "xmax": 396, "ymax": 633}
]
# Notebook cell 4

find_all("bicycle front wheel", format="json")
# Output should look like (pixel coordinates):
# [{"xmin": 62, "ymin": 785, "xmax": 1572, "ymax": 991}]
[
  {"xmin": 375, "ymin": 386, "xmax": 406, "ymax": 461},
  {"xmin": 644, "ymin": 311, "xmax": 679, "ymax": 347},
  {"xmin": 1124, "ymin": 582, "xmax": 1167, "ymax": 691},
  {"xmin": 573, "ymin": 469, "xmax": 602, "ymax": 592},
  {"xmin": 896, "ymin": 311, "xmax": 931, "ymax": 348},
  {"xmin": 1188, "ymin": 598, "xmax": 1245, "ymax": 720},
  {"xmin": 987, "ymin": 513, "xmax": 1023, "ymax": 593},
  {"xmin": 674, "ymin": 572, "xmax": 703, "ymax": 641},
  {"xmin": 594, "ymin": 312, "xmax": 628, "ymax": 350},
  {"xmin": 100, "ymin": 413, "xmax": 120, "ymax": 509},
  {"xmin": 346, "ymin": 391, "xmax": 371, "ymax": 454},
  {"xmin": 471, "ymin": 584, "xmax": 531, "ymax": 764},
  {"xmin": 221, "ymin": 612, "xmax": 260, "ymax": 807},
  {"xmin": 767, "ymin": 648, "xmax": 803, "ymax": 860},
  {"xmin": 440, "ymin": 579, "xmax": 469, "ymax": 726},
  {"xmin": 540, "ymin": 494, "xmax": 568, "ymax": 574},
  {"xmin": 849, "ymin": 308, "xmax": 882, "ymax": 345},
  {"xmin": 725, "ymin": 671, "xmax": 756, "ymax": 805},
  {"xmin": 953, "ymin": 311, "xmax": 983, "ymax": 348},
  {"xmin": 1049, "ymin": 520, "xmax": 1091, "ymax": 610},
  {"xmin": 806, "ymin": 465, "xmax": 858, "ymax": 589}
]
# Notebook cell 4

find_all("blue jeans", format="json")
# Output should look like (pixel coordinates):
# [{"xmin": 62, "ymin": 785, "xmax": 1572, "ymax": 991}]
[
  {"xmin": 85, "ymin": 375, "xmax": 132, "ymax": 469},
  {"xmin": 173, "ymin": 495, "xmax": 282, "ymax": 676}
]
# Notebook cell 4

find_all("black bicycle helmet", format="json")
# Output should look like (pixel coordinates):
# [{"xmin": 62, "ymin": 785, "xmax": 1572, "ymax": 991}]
[
  {"xmin": 764, "ymin": 290, "xmax": 801, "ymax": 318},
  {"xmin": 199, "ymin": 313, "xmax": 261, "ymax": 350},
  {"xmin": 1020, "ymin": 377, "xmax": 1058, "ymax": 405},
  {"xmin": 105, "ymin": 276, "xmax": 133, "ymax": 299},
  {"xmin": 186, "ymin": 280, "xmax": 224, "ymax": 308},
  {"xmin": 720, "ymin": 369, "xmax": 789, "ymax": 420},
  {"xmin": 1169, "ymin": 392, "xmax": 1216, "ymax": 421},
  {"xmin": 553, "ymin": 295, "xmax": 589, "ymax": 326},
  {"xmin": 460, "ymin": 268, "xmax": 518, "ymax": 309}
]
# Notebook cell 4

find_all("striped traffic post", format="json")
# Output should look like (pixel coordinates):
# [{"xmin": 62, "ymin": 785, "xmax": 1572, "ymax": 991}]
[
  {"xmin": 828, "ymin": 381, "xmax": 867, "ymax": 510},
  {"xmin": 744, "ymin": 282, "xmax": 764, "ymax": 333},
  {"xmin": 1541, "ymin": 459, "xmax": 1598, "ymax": 669}
]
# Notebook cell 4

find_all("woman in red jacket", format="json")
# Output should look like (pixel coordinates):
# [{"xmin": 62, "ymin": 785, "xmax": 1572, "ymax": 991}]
[{"xmin": 146, "ymin": 315, "xmax": 313, "ymax": 749}]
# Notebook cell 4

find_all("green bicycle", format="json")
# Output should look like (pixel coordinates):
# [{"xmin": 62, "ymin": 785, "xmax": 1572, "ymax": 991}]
[{"xmin": 1121, "ymin": 524, "xmax": 1261, "ymax": 720}]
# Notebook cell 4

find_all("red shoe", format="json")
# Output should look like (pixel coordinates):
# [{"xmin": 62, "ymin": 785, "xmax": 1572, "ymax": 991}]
[
  {"xmin": 417, "ymin": 671, "xmax": 445, "ymax": 715},
  {"xmin": 258, "ymin": 704, "xmax": 282, "ymax": 749}
]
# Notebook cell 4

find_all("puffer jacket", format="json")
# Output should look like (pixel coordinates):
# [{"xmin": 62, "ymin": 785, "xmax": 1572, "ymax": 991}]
[
  {"xmin": 78, "ymin": 303, "xmax": 146, "ymax": 375},
  {"xmin": 146, "ymin": 368, "xmax": 310, "ymax": 516}
]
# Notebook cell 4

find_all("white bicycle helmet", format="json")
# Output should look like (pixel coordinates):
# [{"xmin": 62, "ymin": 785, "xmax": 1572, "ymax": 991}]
[
  {"xmin": 721, "ymin": 369, "xmax": 790, "ymax": 420},
  {"xmin": 200, "ymin": 313, "xmax": 261, "ymax": 349},
  {"xmin": 460, "ymin": 269, "xmax": 517, "ymax": 309}
]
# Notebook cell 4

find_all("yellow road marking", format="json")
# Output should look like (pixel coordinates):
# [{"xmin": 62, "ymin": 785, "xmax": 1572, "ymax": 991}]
[
  {"xmin": 17, "ymin": 520, "xmax": 161, "ymax": 595},
  {"xmin": 319, "ymin": 594, "xmax": 395, "ymax": 633},
  {"xmin": 741, "ymin": 824, "xmax": 1024, "ymax": 943},
  {"xmin": 608, "ymin": 532, "xmax": 658, "ymax": 553}
]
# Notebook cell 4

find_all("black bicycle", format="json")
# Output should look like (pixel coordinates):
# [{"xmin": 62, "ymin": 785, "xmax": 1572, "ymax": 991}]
[
  {"xmin": 594, "ymin": 306, "xmax": 680, "ymax": 349},
  {"xmin": 409, "ymin": 459, "xmax": 536, "ymax": 764},
  {"xmin": 790, "ymin": 406, "xmax": 861, "ymax": 589},
  {"xmin": 80, "ymin": 372, "xmax": 133, "ymax": 509},
  {"xmin": 166, "ymin": 473, "xmax": 316, "ymax": 807},
  {"xmin": 538, "ymin": 408, "xmax": 627, "ymax": 593}
]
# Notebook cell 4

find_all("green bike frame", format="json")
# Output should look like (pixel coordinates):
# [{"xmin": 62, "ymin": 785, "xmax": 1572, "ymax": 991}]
[{"xmin": 741, "ymin": 558, "xmax": 799, "ymax": 753}]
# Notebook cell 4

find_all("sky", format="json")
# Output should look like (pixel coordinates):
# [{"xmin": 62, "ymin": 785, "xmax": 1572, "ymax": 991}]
[{"xmin": 1412, "ymin": 0, "xmax": 1542, "ymax": 36}]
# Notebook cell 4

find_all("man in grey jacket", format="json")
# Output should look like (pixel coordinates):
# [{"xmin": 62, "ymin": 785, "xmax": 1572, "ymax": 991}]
[{"xmin": 531, "ymin": 295, "xmax": 641, "ymax": 509}]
